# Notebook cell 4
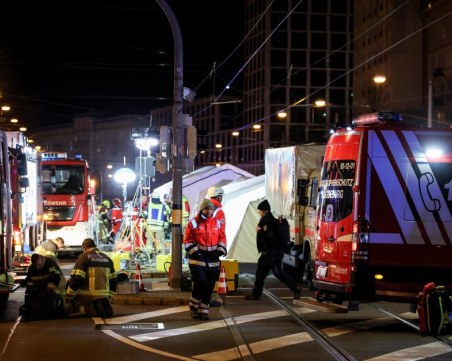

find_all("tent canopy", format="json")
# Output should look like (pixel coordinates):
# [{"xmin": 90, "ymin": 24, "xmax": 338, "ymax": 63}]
[{"xmin": 153, "ymin": 163, "xmax": 255, "ymax": 214}]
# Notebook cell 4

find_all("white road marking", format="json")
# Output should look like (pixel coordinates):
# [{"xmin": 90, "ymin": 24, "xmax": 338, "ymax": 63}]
[
  {"xmin": 104, "ymin": 305, "xmax": 187, "ymax": 324},
  {"xmin": 193, "ymin": 332, "xmax": 313, "ymax": 361},
  {"xmin": 102, "ymin": 329, "xmax": 197, "ymax": 361},
  {"xmin": 130, "ymin": 310, "xmax": 288, "ymax": 342},
  {"xmin": 364, "ymin": 341, "xmax": 452, "ymax": 361},
  {"xmin": 100, "ymin": 304, "xmax": 450, "ymax": 361}
]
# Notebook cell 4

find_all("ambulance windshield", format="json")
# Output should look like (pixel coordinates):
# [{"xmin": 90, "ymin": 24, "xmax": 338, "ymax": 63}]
[{"xmin": 317, "ymin": 160, "xmax": 355, "ymax": 222}]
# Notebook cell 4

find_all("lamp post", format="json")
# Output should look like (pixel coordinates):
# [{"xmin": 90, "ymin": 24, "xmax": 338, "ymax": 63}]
[{"xmin": 155, "ymin": 0, "xmax": 184, "ymax": 289}]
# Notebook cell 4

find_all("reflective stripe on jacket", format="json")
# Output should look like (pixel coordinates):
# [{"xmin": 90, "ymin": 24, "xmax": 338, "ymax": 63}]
[
  {"xmin": 67, "ymin": 249, "xmax": 117, "ymax": 299},
  {"xmin": 149, "ymin": 203, "xmax": 168, "ymax": 226},
  {"xmin": 183, "ymin": 215, "xmax": 227, "ymax": 267},
  {"xmin": 39, "ymin": 240, "xmax": 59, "ymax": 262}
]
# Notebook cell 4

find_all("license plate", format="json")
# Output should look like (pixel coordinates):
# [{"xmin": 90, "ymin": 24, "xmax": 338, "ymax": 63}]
[{"xmin": 316, "ymin": 265, "xmax": 327, "ymax": 278}]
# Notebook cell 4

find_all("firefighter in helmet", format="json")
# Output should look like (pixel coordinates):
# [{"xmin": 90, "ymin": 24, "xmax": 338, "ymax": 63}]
[{"xmin": 206, "ymin": 186, "xmax": 225, "ymax": 231}]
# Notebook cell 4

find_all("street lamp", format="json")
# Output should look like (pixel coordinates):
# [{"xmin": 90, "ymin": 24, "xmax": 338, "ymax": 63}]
[
  {"xmin": 372, "ymin": 75, "xmax": 386, "ymax": 111},
  {"xmin": 113, "ymin": 168, "xmax": 136, "ymax": 205}
]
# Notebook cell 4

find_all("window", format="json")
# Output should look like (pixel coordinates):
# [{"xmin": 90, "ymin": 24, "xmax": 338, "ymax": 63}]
[
  {"xmin": 42, "ymin": 166, "xmax": 85, "ymax": 195},
  {"xmin": 317, "ymin": 160, "xmax": 355, "ymax": 222}
]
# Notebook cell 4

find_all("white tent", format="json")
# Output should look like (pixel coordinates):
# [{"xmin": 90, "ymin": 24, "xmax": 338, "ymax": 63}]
[
  {"xmin": 153, "ymin": 164, "xmax": 265, "ymax": 264},
  {"xmin": 227, "ymin": 198, "xmax": 263, "ymax": 263},
  {"xmin": 153, "ymin": 163, "xmax": 255, "ymax": 213},
  {"xmin": 193, "ymin": 175, "xmax": 265, "ymax": 263}
]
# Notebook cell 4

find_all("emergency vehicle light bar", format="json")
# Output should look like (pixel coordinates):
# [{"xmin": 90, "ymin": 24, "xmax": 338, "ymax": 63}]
[
  {"xmin": 42, "ymin": 152, "xmax": 68, "ymax": 160},
  {"xmin": 352, "ymin": 112, "xmax": 402, "ymax": 126}
]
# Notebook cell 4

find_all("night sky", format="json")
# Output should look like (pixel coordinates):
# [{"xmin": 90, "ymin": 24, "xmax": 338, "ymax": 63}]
[{"xmin": 0, "ymin": 1, "xmax": 244, "ymax": 134}]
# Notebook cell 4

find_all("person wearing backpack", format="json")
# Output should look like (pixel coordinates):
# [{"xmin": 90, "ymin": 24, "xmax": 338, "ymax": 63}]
[{"xmin": 244, "ymin": 199, "xmax": 301, "ymax": 300}]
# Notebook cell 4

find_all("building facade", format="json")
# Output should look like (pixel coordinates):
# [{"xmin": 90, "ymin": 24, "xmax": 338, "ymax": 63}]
[{"xmin": 34, "ymin": 1, "xmax": 452, "ymax": 195}]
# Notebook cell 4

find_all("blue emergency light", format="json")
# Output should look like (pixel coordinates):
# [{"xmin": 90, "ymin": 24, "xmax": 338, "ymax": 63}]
[{"xmin": 352, "ymin": 112, "xmax": 402, "ymax": 126}]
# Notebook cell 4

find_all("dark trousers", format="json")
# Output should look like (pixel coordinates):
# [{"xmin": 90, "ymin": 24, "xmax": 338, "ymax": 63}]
[
  {"xmin": 252, "ymin": 251, "xmax": 298, "ymax": 297},
  {"xmin": 189, "ymin": 264, "xmax": 220, "ymax": 307}
]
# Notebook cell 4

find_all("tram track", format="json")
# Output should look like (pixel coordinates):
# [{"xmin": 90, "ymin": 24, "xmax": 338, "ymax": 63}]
[
  {"xmin": 236, "ymin": 274, "xmax": 452, "ymax": 360},
  {"xmin": 226, "ymin": 274, "xmax": 357, "ymax": 360}
]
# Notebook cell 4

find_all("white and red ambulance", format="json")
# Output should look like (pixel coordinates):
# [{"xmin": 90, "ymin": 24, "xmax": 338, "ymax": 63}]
[{"xmin": 313, "ymin": 112, "xmax": 452, "ymax": 307}]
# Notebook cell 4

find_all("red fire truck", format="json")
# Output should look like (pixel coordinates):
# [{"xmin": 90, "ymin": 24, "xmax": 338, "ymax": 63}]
[
  {"xmin": 41, "ymin": 152, "xmax": 98, "ymax": 254},
  {"xmin": 6, "ymin": 131, "xmax": 43, "ymax": 272},
  {"xmin": 0, "ymin": 130, "xmax": 15, "ymax": 303},
  {"xmin": 313, "ymin": 112, "xmax": 452, "ymax": 308}
]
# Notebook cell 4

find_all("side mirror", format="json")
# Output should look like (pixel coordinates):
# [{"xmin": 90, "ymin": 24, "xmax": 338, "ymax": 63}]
[
  {"xmin": 20, "ymin": 177, "xmax": 30, "ymax": 188},
  {"xmin": 17, "ymin": 153, "xmax": 28, "ymax": 176}
]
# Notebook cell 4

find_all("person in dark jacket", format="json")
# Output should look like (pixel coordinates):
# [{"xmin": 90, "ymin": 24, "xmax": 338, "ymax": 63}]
[
  {"xmin": 20, "ymin": 247, "xmax": 66, "ymax": 320},
  {"xmin": 37, "ymin": 237, "xmax": 64, "ymax": 263},
  {"xmin": 244, "ymin": 199, "xmax": 301, "ymax": 300},
  {"xmin": 65, "ymin": 238, "xmax": 117, "ymax": 318},
  {"xmin": 35, "ymin": 237, "xmax": 67, "ymax": 291}
]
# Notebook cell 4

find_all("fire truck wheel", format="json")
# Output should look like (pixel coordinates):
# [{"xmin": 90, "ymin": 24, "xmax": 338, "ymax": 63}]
[{"xmin": 0, "ymin": 294, "xmax": 9, "ymax": 305}]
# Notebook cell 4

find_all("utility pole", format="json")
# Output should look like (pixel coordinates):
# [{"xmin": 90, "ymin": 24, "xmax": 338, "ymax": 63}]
[{"xmin": 155, "ymin": 0, "xmax": 183, "ymax": 288}]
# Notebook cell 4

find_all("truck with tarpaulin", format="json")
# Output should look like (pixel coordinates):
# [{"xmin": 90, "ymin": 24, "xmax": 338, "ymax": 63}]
[{"xmin": 264, "ymin": 145, "xmax": 325, "ymax": 286}]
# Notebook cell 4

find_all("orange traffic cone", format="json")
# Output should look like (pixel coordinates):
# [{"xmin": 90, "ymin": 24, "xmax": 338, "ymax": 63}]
[
  {"xmin": 135, "ymin": 263, "xmax": 145, "ymax": 292},
  {"xmin": 217, "ymin": 266, "xmax": 228, "ymax": 295}
]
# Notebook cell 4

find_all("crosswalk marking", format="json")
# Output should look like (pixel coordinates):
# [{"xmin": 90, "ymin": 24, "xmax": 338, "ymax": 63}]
[
  {"xmin": 101, "ymin": 304, "xmax": 452, "ymax": 360},
  {"xmin": 364, "ymin": 341, "xmax": 452, "ymax": 361},
  {"xmin": 193, "ymin": 332, "xmax": 313, "ymax": 361},
  {"xmin": 105, "ymin": 305, "xmax": 187, "ymax": 324},
  {"xmin": 130, "ymin": 310, "xmax": 288, "ymax": 342}
]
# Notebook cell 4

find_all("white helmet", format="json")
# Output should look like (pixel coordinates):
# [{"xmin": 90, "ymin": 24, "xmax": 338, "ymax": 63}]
[{"xmin": 207, "ymin": 186, "xmax": 224, "ymax": 198}]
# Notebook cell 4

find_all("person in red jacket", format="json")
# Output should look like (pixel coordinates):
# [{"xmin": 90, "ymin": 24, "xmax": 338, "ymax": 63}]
[
  {"xmin": 183, "ymin": 198, "xmax": 227, "ymax": 321},
  {"xmin": 207, "ymin": 186, "xmax": 225, "ymax": 230},
  {"xmin": 207, "ymin": 185, "xmax": 226, "ymax": 307}
]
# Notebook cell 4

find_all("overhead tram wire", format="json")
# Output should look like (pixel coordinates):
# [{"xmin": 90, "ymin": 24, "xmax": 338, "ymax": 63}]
[
  {"xmin": 192, "ymin": 0, "xmax": 279, "ymax": 118},
  {"xmin": 193, "ymin": 0, "xmax": 417, "ymax": 132},
  {"xmin": 236, "ymin": 0, "xmax": 452, "ymax": 132}
]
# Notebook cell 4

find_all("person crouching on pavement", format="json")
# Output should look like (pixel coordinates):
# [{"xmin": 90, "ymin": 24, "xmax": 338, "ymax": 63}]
[
  {"xmin": 183, "ymin": 199, "xmax": 227, "ymax": 321},
  {"xmin": 20, "ymin": 247, "xmax": 66, "ymax": 320},
  {"xmin": 65, "ymin": 238, "xmax": 117, "ymax": 318}
]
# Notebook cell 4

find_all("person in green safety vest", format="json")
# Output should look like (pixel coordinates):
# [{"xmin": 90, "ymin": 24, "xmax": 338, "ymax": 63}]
[{"xmin": 149, "ymin": 192, "xmax": 170, "ymax": 242}]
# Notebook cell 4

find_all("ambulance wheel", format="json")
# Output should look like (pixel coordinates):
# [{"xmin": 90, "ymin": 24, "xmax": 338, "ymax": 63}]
[{"xmin": 315, "ymin": 290, "xmax": 327, "ymax": 303}]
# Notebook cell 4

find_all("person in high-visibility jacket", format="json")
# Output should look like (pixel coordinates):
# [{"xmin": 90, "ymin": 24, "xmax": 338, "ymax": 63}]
[
  {"xmin": 206, "ymin": 186, "xmax": 226, "ymax": 307},
  {"xmin": 182, "ymin": 194, "xmax": 190, "ymax": 232},
  {"xmin": 65, "ymin": 238, "xmax": 117, "ymax": 318},
  {"xmin": 37, "ymin": 237, "xmax": 64, "ymax": 264},
  {"xmin": 183, "ymin": 199, "xmax": 227, "ymax": 321},
  {"xmin": 148, "ymin": 192, "xmax": 170, "ymax": 241},
  {"xmin": 207, "ymin": 186, "xmax": 225, "ymax": 231}
]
